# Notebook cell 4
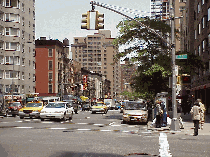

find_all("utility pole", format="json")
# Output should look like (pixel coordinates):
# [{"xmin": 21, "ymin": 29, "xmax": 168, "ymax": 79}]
[{"xmin": 170, "ymin": 0, "xmax": 179, "ymax": 131}]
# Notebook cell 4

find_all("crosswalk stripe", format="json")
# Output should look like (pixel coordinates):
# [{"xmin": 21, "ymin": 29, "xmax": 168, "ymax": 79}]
[{"xmin": 159, "ymin": 133, "xmax": 172, "ymax": 157}]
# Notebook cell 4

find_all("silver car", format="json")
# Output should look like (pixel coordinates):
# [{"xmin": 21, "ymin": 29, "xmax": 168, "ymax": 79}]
[{"xmin": 122, "ymin": 101, "xmax": 148, "ymax": 124}]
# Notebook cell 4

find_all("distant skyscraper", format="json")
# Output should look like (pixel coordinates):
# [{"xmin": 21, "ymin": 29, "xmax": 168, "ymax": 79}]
[
  {"xmin": 71, "ymin": 30, "xmax": 121, "ymax": 99},
  {"xmin": 0, "ymin": 0, "xmax": 35, "ymax": 95}
]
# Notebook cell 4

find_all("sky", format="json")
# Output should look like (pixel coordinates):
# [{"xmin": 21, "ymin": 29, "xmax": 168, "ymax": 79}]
[{"xmin": 35, "ymin": 0, "xmax": 151, "ymax": 49}]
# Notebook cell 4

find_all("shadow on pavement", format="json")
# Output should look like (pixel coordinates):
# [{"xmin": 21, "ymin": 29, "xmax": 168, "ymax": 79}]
[{"xmin": 49, "ymin": 151, "xmax": 159, "ymax": 157}]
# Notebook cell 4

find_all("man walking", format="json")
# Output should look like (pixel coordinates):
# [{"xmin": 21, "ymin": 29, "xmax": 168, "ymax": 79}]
[
  {"xmin": 190, "ymin": 102, "xmax": 201, "ymax": 136},
  {"xmin": 197, "ymin": 99, "xmax": 206, "ymax": 130}
]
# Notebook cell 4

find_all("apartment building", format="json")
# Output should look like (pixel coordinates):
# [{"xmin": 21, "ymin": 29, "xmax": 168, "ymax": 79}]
[
  {"xmin": 71, "ymin": 30, "xmax": 121, "ymax": 99},
  {"xmin": 121, "ymin": 58, "xmax": 138, "ymax": 94},
  {"xmin": 150, "ymin": 0, "xmax": 170, "ymax": 20},
  {"xmin": 0, "ymin": 0, "xmax": 35, "ymax": 95},
  {"xmin": 181, "ymin": 0, "xmax": 210, "ymax": 113},
  {"xmin": 35, "ymin": 37, "xmax": 71, "ymax": 97}
]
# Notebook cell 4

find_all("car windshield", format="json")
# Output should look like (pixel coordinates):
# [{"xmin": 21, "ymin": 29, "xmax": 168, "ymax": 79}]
[
  {"xmin": 26, "ymin": 103, "xmax": 42, "ymax": 107},
  {"xmin": 9, "ymin": 103, "xmax": 20, "ymax": 107},
  {"xmin": 125, "ymin": 102, "xmax": 146, "ymax": 110},
  {"xmin": 94, "ymin": 103, "xmax": 104, "ymax": 106},
  {"xmin": 46, "ymin": 103, "xmax": 66, "ymax": 108}
]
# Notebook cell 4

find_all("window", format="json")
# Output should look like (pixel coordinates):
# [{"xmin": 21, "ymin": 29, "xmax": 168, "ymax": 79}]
[
  {"xmin": 198, "ymin": 3, "xmax": 201, "ymax": 13},
  {"xmin": 33, "ymin": 61, "xmax": 35, "ymax": 69},
  {"xmin": 22, "ymin": 44, "xmax": 24, "ymax": 53},
  {"xmin": 0, "ymin": 70, "xmax": 3, "ymax": 78},
  {"xmin": 5, "ymin": 42, "xmax": 20, "ymax": 50},
  {"xmin": 195, "ymin": 30, "xmax": 197, "ymax": 39},
  {"xmin": 22, "ymin": 72, "xmax": 24, "ymax": 80},
  {"xmin": 22, "ymin": 17, "xmax": 24, "ymax": 26},
  {"xmin": 33, "ymin": 74, "xmax": 35, "ymax": 82},
  {"xmin": 49, "ymin": 84, "xmax": 53, "ymax": 93},
  {"xmin": 29, "ymin": 60, "xmax": 30, "ymax": 66},
  {"xmin": 5, "ymin": 13, "xmax": 19, "ymax": 22},
  {"xmin": 22, "ymin": 3, "xmax": 24, "ymax": 12},
  {"xmin": 5, "ymin": 70, "xmax": 19, "ymax": 79},
  {"xmin": 0, "ymin": 56, "xmax": 4, "ymax": 64},
  {"xmin": 6, "ymin": 0, "xmax": 18, "ymax": 7},
  {"xmin": 49, "ymin": 60, "xmax": 53, "ymax": 70},
  {"xmin": 14, "ymin": 85, "xmax": 19, "ymax": 93},
  {"xmin": 202, "ymin": 40, "xmax": 205, "ymax": 52},
  {"xmin": 208, "ymin": 8, "xmax": 210, "ymax": 21},
  {"xmin": 48, "ymin": 49, "xmax": 52, "ymax": 57},
  {"xmin": 5, "ymin": 85, "xmax": 11, "ymax": 93},
  {"xmin": 49, "ymin": 72, "xmax": 53, "ymax": 80},
  {"xmin": 202, "ymin": 0, "xmax": 205, "ymax": 5},
  {"xmin": 202, "ymin": 17, "xmax": 205, "ymax": 29},
  {"xmin": 22, "ymin": 85, "xmax": 24, "ymax": 93},
  {"xmin": 5, "ymin": 27, "xmax": 19, "ymax": 36},
  {"xmin": 22, "ymin": 58, "xmax": 25, "ymax": 66},
  {"xmin": 198, "ymin": 45, "xmax": 201, "ymax": 56}
]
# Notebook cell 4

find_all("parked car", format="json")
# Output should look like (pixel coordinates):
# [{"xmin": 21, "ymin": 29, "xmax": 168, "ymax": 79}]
[
  {"xmin": 19, "ymin": 101, "xmax": 44, "ymax": 119},
  {"xmin": 7, "ymin": 102, "xmax": 22, "ymax": 117},
  {"xmin": 82, "ymin": 103, "xmax": 91, "ymax": 111},
  {"xmin": 91, "ymin": 102, "xmax": 108, "ymax": 114},
  {"xmin": 40, "ymin": 102, "xmax": 73, "ymax": 121},
  {"xmin": 122, "ymin": 101, "xmax": 148, "ymax": 124}
]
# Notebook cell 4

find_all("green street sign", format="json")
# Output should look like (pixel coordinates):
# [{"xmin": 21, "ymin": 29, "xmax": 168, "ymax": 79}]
[{"xmin": 176, "ymin": 54, "xmax": 187, "ymax": 59}]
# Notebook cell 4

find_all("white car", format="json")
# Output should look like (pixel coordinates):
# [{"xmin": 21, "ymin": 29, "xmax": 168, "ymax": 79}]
[
  {"xmin": 122, "ymin": 101, "xmax": 148, "ymax": 124},
  {"xmin": 40, "ymin": 102, "xmax": 73, "ymax": 121}
]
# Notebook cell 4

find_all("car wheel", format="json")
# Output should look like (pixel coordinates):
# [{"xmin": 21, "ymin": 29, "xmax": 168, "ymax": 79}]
[
  {"xmin": 122, "ymin": 120, "xmax": 127, "ymax": 124},
  {"xmin": 41, "ymin": 118, "xmax": 44, "ymax": 121},
  {"xmin": 69, "ymin": 115, "xmax": 72, "ymax": 120},
  {"xmin": 20, "ymin": 116, "xmax": 24, "ymax": 119},
  {"xmin": 92, "ymin": 111, "xmax": 95, "ymax": 114}
]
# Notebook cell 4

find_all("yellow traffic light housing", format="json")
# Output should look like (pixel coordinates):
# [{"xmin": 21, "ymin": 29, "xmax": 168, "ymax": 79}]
[
  {"xmin": 95, "ymin": 11, "xmax": 104, "ymax": 30},
  {"xmin": 81, "ymin": 11, "xmax": 90, "ymax": 30}
]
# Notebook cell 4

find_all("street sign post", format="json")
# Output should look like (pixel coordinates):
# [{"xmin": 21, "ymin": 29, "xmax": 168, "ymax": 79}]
[{"xmin": 176, "ymin": 54, "xmax": 187, "ymax": 59}]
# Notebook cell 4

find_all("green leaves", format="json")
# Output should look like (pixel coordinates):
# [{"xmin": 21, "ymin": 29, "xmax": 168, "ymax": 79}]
[{"xmin": 114, "ymin": 18, "xmax": 172, "ymax": 100}]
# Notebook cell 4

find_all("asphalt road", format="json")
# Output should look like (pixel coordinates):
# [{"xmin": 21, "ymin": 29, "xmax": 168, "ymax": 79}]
[{"xmin": 0, "ymin": 110, "xmax": 209, "ymax": 157}]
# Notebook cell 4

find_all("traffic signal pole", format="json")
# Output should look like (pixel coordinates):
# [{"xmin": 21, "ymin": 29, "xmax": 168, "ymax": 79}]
[
  {"xmin": 89, "ymin": 1, "xmax": 179, "ymax": 131},
  {"xmin": 170, "ymin": 0, "xmax": 179, "ymax": 131}
]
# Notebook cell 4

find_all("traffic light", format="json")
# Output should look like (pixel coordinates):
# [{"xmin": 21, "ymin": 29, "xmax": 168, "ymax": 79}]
[
  {"xmin": 95, "ymin": 11, "xmax": 104, "ymax": 30},
  {"xmin": 181, "ymin": 75, "xmax": 191, "ymax": 84},
  {"xmin": 81, "ymin": 11, "xmax": 90, "ymax": 30},
  {"xmin": 177, "ymin": 76, "xmax": 181, "ymax": 84}
]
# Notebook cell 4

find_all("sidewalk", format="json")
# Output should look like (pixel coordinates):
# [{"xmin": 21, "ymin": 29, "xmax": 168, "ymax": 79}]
[{"xmin": 147, "ymin": 113, "xmax": 210, "ymax": 135}]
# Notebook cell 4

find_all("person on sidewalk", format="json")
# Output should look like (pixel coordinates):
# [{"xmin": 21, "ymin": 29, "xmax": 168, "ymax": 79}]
[
  {"xmin": 177, "ymin": 100, "xmax": 184, "ymax": 129},
  {"xmin": 197, "ymin": 99, "xmax": 206, "ymax": 130},
  {"xmin": 155, "ymin": 100, "xmax": 162, "ymax": 128},
  {"xmin": 190, "ymin": 102, "xmax": 201, "ymax": 136}
]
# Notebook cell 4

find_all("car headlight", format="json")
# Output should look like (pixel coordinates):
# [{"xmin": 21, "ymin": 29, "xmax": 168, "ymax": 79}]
[
  {"xmin": 19, "ymin": 111, "xmax": 23, "ymax": 113},
  {"xmin": 34, "ymin": 110, "xmax": 40, "ymax": 112},
  {"xmin": 41, "ymin": 111, "xmax": 46, "ymax": 113}
]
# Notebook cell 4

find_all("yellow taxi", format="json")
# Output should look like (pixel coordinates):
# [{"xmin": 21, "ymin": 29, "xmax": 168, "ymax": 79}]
[
  {"xmin": 91, "ymin": 102, "xmax": 108, "ymax": 114},
  {"xmin": 19, "ymin": 101, "xmax": 44, "ymax": 119}
]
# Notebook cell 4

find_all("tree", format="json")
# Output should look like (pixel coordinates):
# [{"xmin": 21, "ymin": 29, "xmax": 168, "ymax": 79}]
[{"xmin": 113, "ymin": 18, "xmax": 172, "ymax": 100}]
